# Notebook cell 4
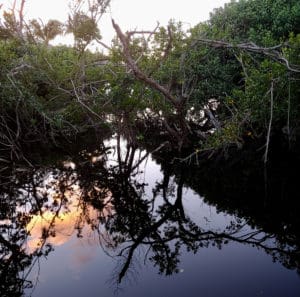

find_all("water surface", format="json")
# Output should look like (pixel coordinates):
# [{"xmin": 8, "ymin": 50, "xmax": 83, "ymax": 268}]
[{"xmin": 1, "ymin": 137, "xmax": 299, "ymax": 297}]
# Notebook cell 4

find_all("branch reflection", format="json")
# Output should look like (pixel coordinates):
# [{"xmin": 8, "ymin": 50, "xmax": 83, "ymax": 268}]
[{"xmin": 0, "ymin": 136, "xmax": 299, "ymax": 295}]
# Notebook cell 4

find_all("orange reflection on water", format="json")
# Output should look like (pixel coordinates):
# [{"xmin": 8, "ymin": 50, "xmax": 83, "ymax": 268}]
[{"xmin": 25, "ymin": 181, "xmax": 113, "ymax": 253}]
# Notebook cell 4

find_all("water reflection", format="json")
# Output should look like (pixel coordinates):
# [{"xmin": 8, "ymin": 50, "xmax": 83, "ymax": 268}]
[{"xmin": 0, "ymin": 136, "xmax": 299, "ymax": 296}]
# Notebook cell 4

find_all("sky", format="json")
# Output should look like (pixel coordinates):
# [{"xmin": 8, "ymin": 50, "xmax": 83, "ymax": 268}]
[{"xmin": 0, "ymin": 0, "xmax": 229, "ymax": 47}]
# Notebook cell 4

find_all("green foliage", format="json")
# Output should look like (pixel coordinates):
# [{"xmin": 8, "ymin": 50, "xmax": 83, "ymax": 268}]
[
  {"xmin": 208, "ymin": 0, "xmax": 300, "ymax": 44},
  {"xmin": 183, "ymin": 43, "xmax": 240, "ymax": 107},
  {"xmin": 193, "ymin": 0, "xmax": 300, "ymax": 148},
  {"xmin": 107, "ymin": 21, "xmax": 189, "ymax": 117},
  {"xmin": 0, "ymin": 39, "xmax": 108, "ymax": 160},
  {"xmin": 202, "ymin": 118, "xmax": 244, "ymax": 151},
  {"xmin": 0, "ymin": 0, "xmax": 299, "ymax": 159}
]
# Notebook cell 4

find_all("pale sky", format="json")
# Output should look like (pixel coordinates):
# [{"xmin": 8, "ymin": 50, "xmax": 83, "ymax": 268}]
[{"xmin": 0, "ymin": 0, "xmax": 229, "ymax": 47}]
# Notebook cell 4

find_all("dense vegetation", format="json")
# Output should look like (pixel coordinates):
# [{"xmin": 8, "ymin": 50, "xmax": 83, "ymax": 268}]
[{"xmin": 0, "ymin": 0, "xmax": 299, "ymax": 164}]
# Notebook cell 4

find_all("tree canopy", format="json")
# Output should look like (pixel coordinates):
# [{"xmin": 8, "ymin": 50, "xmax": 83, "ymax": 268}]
[{"xmin": 0, "ymin": 0, "xmax": 299, "ymax": 163}]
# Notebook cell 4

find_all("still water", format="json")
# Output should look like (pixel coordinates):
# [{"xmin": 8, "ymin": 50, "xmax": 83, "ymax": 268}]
[{"xmin": 0, "ymin": 136, "xmax": 299, "ymax": 297}]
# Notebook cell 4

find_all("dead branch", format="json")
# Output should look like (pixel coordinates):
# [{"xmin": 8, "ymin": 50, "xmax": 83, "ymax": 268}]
[
  {"xmin": 128, "ymin": 23, "xmax": 160, "ymax": 66},
  {"xmin": 195, "ymin": 38, "xmax": 300, "ymax": 73},
  {"xmin": 264, "ymin": 80, "xmax": 274, "ymax": 164},
  {"xmin": 131, "ymin": 141, "xmax": 169, "ymax": 172},
  {"xmin": 95, "ymin": 37, "xmax": 112, "ymax": 50},
  {"xmin": 112, "ymin": 19, "xmax": 180, "ymax": 108},
  {"xmin": 8, "ymin": 0, "xmax": 26, "ymax": 39},
  {"xmin": 234, "ymin": 53, "xmax": 249, "ymax": 79},
  {"xmin": 18, "ymin": 0, "xmax": 25, "ymax": 34},
  {"xmin": 126, "ymin": 29, "xmax": 159, "ymax": 39},
  {"xmin": 71, "ymin": 79, "xmax": 103, "ymax": 121},
  {"xmin": 204, "ymin": 108, "xmax": 221, "ymax": 130},
  {"xmin": 287, "ymin": 78, "xmax": 291, "ymax": 148}
]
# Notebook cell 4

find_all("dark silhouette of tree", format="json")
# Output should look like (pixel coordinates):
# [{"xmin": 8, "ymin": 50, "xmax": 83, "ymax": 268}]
[
  {"xmin": 0, "ymin": 136, "xmax": 299, "ymax": 295},
  {"xmin": 73, "ymin": 137, "xmax": 300, "ymax": 285}
]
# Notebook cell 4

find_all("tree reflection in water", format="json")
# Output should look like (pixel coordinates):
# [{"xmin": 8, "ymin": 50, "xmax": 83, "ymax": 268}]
[{"xmin": 0, "ymin": 136, "xmax": 299, "ymax": 295}]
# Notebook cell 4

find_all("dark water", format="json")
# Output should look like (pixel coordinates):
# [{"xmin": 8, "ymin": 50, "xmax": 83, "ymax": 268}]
[{"xmin": 0, "ymin": 136, "xmax": 299, "ymax": 297}]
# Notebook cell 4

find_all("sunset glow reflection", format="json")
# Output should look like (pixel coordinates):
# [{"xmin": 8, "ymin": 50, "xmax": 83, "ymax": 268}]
[{"xmin": 25, "ymin": 172, "xmax": 113, "ymax": 253}]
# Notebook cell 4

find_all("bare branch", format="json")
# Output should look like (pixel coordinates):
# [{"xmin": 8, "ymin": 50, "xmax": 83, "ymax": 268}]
[
  {"xmin": 18, "ymin": 0, "xmax": 25, "ymax": 34},
  {"xmin": 71, "ymin": 80, "xmax": 103, "ymax": 121},
  {"xmin": 195, "ymin": 38, "xmax": 300, "ymax": 73},
  {"xmin": 127, "ymin": 23, "xmax": 160, "ymax": 66},
  {"xmin": 204, "ymin": 108, "xmax": 221, "ymax": 130},
  {"xmin": 126, "ymin": 29, "xmax": 159, "ymax": 38},
  {"xmin": 264, "ymin": 80, "xmax": 274, "ymax": 164},
  {"xmin": 95, "ymin": 37, "xmax": 112, "ymax": 50},
  {"xmin": 112, "ymin": 19, "xmax": 180, "ymax": 107},
  {"xmin": 131, "ymin": 141, "xmax": 169, "ymax": 172}
]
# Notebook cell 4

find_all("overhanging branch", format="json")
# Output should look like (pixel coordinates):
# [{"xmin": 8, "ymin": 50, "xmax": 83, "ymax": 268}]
[
  {"xmin": 195, "ymin": 38, "xmax": 300, "ymax": 73},
  {"xmin": 111, "ymin": 19, "xmax": 180, "ymax": 107}
]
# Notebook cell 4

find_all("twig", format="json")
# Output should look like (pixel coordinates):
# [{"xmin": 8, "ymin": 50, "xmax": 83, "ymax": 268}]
[
  {"xmin": 71, "ymin": 79, "xmax": 103, "ymax": 120},
  {"xmin": 287, "ymin": 78, "xmax": 291, "ymax": 148},
  {"xmin": 131, "ymin": 141, "xmax": 169, "ymax": 172},
  {"xmin": 234, "ymin": 53, "xmax": 249, "ymax": 79},
  {"xmin": 264, "ymin": 80, "xmax": 274, "ymax": 164}
]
